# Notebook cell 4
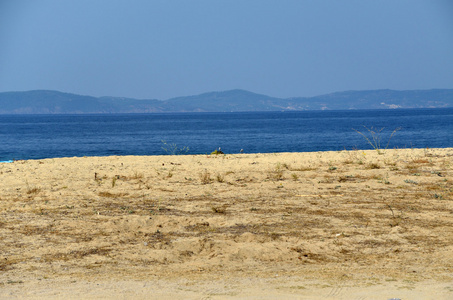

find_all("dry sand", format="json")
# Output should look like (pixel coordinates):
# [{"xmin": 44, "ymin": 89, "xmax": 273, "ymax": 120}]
[{"xmin": 1, "ymin": 148, "xmax": 453, "ymax": 299}]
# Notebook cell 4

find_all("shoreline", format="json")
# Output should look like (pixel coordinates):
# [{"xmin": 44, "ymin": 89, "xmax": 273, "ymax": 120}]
[
  {"xmin": 1, "ymin": 148, "xmax": 452, "ymax": 298},
  {"xmin": 2, "ymin": 146, "xmax": 452, "ymax": 162}
]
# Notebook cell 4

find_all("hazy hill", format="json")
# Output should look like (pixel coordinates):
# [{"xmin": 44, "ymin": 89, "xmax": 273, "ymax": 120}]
[
  {"xmin": 291, "ymin": 89, "xmax": 453, "ymax": 110},
  {"xmin": 163, "ymin": 90, "xmax": 288, "ymax": 112},
  {"xmin": 0, "ymin": 88, "xmax": 452, "ymax": 114}
]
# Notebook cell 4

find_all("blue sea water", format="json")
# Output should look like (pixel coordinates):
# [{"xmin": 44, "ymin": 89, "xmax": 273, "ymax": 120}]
[{"xmin": 0, "ymin": 108, "xmax": 452, "ymax": 161}]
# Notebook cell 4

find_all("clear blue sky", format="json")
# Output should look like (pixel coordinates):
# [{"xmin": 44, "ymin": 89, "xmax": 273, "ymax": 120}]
[{"xmin": 1, "ymin": 0, "xmax": 452, "ymax": 100}]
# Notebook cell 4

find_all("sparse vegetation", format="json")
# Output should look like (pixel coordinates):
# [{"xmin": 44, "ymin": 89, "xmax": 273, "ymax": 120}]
[
  {"xmin": 353, "ymin": 126, "xmax": 401, "ymax": 154},
  {"xmin": 211, "ymin": 206, "xmax": 227, "ymax": 214},
  {"xmin": 404, "ymin": 179, "xmax": 418, "ymax": 185},
  {"xmin": 199, "ymin": 169, "xmax": 211, "ymax": 184},
  {"xmin": 1, "ymin": 148, "xmax": 453, "ymax": 290},
  {"xmin": 132, "ymin": 171, "xmax": 144, "ymax": 179},
  {"xmin": 267, "ymin": 163, "xmax": 284, "ymax": 181},
  {"xmin": 216, "ymin": 173, "xmax": 225, "ymax": 183},
  {"xmin": 26, "ymin": 186, "xmax": 41, "ymax": 195},
  {"xmin": 211, "ymin": 148, "xmax": 224, "ymax": 155},
  {"xmin": 161, "ymin": 140, "xmax": 190, "ymax": 155},
  {"xmin": 25, "ymin": 181, "xmax": 41, "ymax": 195},
  {"xmin": 365, "ymin": 162, "xmax": 381, "ymax": 169}
]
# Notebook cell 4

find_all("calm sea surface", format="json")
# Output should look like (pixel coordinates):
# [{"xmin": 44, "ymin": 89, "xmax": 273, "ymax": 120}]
[{"xmin": 1, "ymin": 108, "xmax": 452, "ymax": 161}]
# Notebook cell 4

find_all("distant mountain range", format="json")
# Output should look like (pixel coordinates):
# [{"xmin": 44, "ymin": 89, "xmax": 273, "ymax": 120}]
[{"xmin": 0, "ymin": 88, "xmax": 452, "ymax": 114}]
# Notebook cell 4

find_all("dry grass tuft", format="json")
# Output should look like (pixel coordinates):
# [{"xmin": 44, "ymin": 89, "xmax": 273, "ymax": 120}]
[
  {"xmin": 211, "ymin": 206, "xmax": 227, "ymax": 214},
  {"xmin": 26, "ymin": 187, "xmax": 41, "ymax": 195},
  {"xmin": 216, "ymin": 173, "xmax": 225, "ymax": 183},
  {"xmin": 412, "ymin": 158, "xmax": 430, "ymax": 164},
  {"xmin": 267, "ymin": 163, "xmax": 285, "ymax": 181},
  {"xmin": 199, "ymin": 170, "xmax": 212, "ymax": 184},
  {"xmin": 131, "ymin": 171, "xmax": 144, "ymax": 180},
  {"xmin": 98, "ymin": 191, "xmax": 129, "ymax": 198},
  {"xmin": 365, "ymin": 163, "xmax": 381, "ymax": 169}
]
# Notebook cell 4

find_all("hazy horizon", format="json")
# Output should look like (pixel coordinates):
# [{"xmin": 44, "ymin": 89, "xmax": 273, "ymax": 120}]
[
  {"xmin": 1, "ymin": 1, "xmax": 452, "ymax": 100},
  {"xmin": 3, "ymin": 87, "xmax": 453, "ymax": 102}
]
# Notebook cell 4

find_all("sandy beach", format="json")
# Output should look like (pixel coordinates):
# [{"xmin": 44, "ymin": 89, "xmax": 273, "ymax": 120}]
[{"xmin": 1, "ymin": 148, "xmax": 452, "ymax": 299}]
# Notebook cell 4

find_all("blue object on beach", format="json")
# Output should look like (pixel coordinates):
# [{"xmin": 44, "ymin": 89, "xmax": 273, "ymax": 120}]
[{"xmin": 0, "ymin": 160, "xmax": 13, "ymax": 163}]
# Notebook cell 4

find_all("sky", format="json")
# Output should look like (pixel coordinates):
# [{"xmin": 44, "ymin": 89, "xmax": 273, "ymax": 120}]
[{"xmin": 1, "ymin": 0, "xmax": 452, "ymax": 100}]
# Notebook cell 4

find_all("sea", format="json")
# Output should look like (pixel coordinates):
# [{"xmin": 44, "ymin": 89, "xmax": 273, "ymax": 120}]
[{"xmin": 0, "ymin": 108, "xmax": 452, "ymax": 161}]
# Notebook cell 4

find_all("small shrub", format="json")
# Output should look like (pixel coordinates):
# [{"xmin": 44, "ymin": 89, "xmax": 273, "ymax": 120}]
[
  {"xmin": 132, "ymin": 171, "xmax": 144, "ymax": 180},
  {"xmin": 353, "ymin": 126, "xmax": 401, "ymax": 154},
  {"xmin": 216, "ymin": 173, "xmax": 225, "ymax": 183},
  {"xmin": 365, "ymin": 163, "xmax": 381, "ymax": 169},
  {"xmin": 404, "ymin": 179, "xmax": 418, "ymax": 185},
  {"xmin": 281, "ymin": 163, "xmax": 290, "ymax": 169},
  {"xmin": 161, "ymin": 140, "xmax": 190, "ymax": 155},
  {"xmin": 211, "ymin": 148, "xmax": 224, "ymax": 155},
  {"xmin": 200, "ymin": 170, "xmax": 211, "ymax": 184},
  {"xmin": 211, "ymin": 206, "xmax": 226, "ymax": 214},
  {"xmin": 25, "ymin": 181, "xmax": 41, "ymax": 195},
  {"xmin": 26, "ymin": 187, "xmax": 41, "ymax": 195},
  {"xmin": 268, "ymin": 163, "xmax": 284, "ymax": 181}
]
